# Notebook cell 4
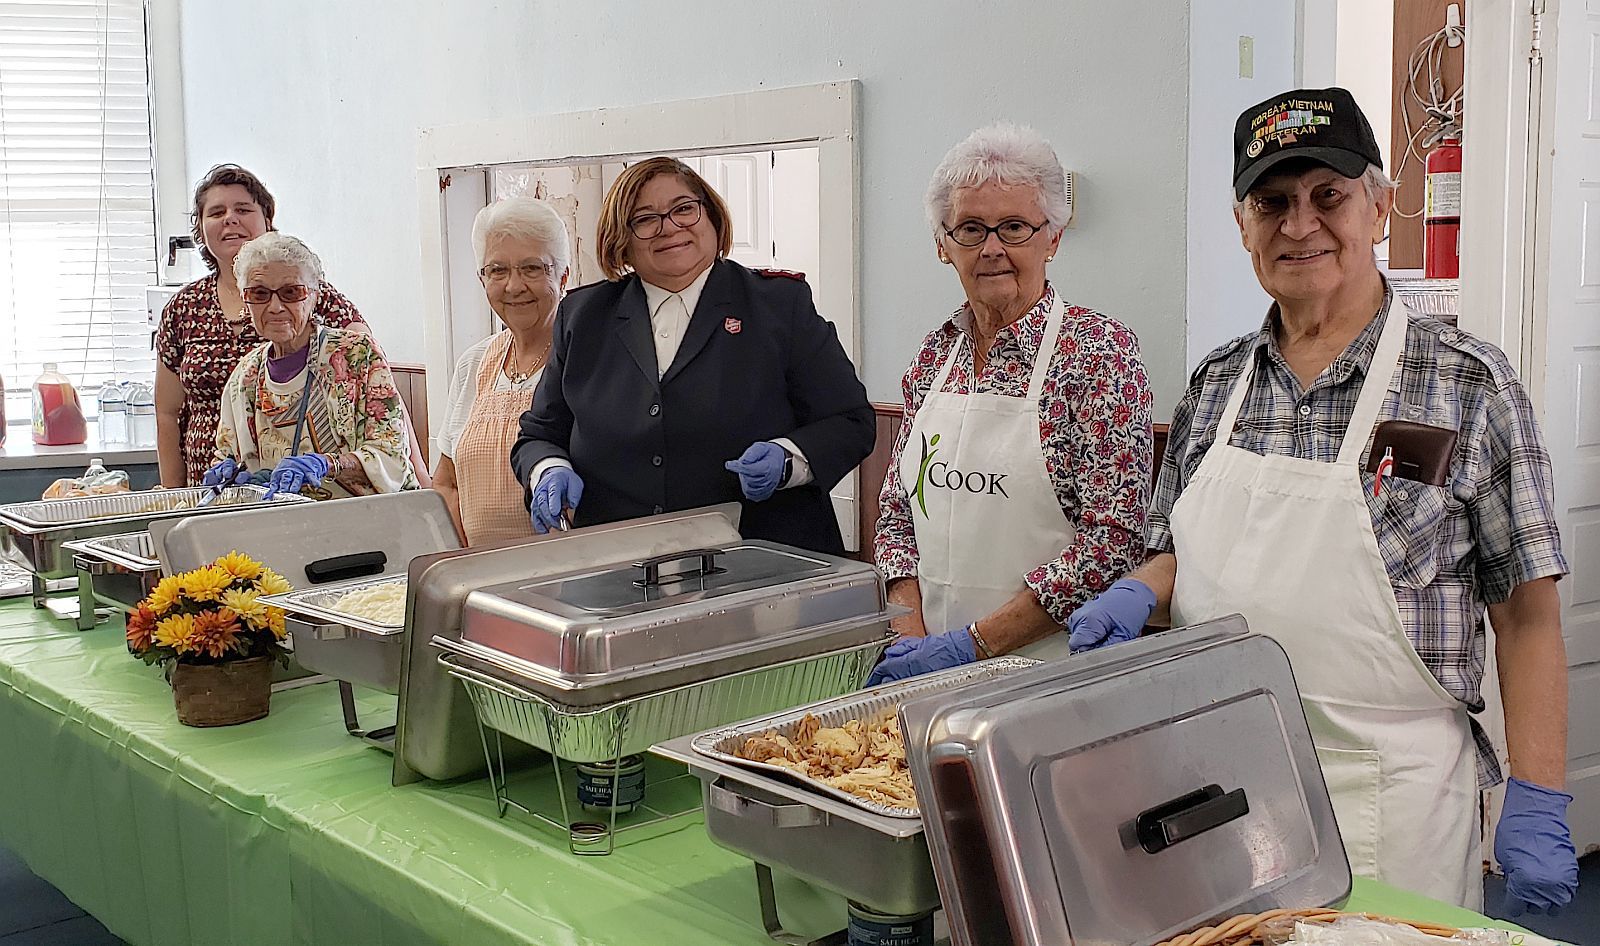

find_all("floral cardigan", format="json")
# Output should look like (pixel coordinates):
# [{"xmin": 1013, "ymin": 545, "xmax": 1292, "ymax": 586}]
[{"xmin": 214, "ymin": 328, "xmax": 418, "ymax": 496}]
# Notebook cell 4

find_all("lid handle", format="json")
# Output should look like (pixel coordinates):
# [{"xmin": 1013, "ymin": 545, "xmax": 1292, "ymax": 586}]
[
  {"xmin": 304, "ymin": 551, "xmax": 388, "ymax": 585},
  {"xmin": 631, "ymin": 547, "xmax": 726, "ymax": 589},
  {"xmin": 1135, "ymin": 784, "xmax": 1250, "ymax": 854}
]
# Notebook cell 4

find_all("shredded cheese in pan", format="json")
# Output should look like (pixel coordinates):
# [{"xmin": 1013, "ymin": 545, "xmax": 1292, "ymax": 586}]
[
  {"xmin": 736, "ymin": 711, "xmax": 917, "ymax": 809},
  {"xmin": 329, "ymin": 582, "xmax": 407, "ymax": 625}
]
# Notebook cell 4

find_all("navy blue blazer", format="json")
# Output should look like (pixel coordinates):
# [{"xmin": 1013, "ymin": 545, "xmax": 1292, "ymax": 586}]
[{"xmin": 510, "ymin": 259, "xmax": 874, "ymax": 555}]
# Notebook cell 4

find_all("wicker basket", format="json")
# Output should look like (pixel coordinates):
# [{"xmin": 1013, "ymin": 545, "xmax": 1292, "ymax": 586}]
[
  {"xmin": 1155, "ymin": 908, "xmax": 1463, "ymax": 946},
  {"xmin": 170, "ymin": 656, "xmax": 273, "ymax": 727}
]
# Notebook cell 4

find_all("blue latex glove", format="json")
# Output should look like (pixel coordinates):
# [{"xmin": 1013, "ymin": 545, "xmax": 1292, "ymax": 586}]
[
  {"xmin": 865, "ymin": 627, "xmax": 978, "ymax": 687},
  {"xmin": 201, "ymin": 457, "xmax": 251, "ymax": 488},
  {"xmin": 1495, "ymin": 776, "xmax": 1578, "ymax": 916},
  {"xmin": 1067, "ymin": 578, "xmax": 1157, "ymax": 653},
  {"xmin": 724, "ymin": 442, "xmax": 787, "ymax": 502},
  {"xmin": 263, "ymin": 453, "xmax": 331, "ymax": 501},
  {"xmin": 530, "ymin": 467, "xmax": 584, "ymax": 534}
]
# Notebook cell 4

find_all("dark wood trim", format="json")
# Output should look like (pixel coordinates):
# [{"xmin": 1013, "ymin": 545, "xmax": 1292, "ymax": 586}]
[{"xmin": 855, "ymin": 402, "xmax": 1168, "ymax": 564}]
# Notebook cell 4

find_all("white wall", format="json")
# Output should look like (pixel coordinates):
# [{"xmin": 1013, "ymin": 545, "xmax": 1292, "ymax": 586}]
[
  {"xmin": 1185, "ymin": 1, "xmax": 1298, "ymax": 367},
  {"xmin": 173, "ymin": 0, "xmax": 1193, "ymax": 418}
]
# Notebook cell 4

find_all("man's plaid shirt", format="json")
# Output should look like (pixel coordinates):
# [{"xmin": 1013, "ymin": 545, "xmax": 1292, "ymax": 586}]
[{"xmin": 1149, "ymin": 288, "xmax": 1568, "ymax": 788}]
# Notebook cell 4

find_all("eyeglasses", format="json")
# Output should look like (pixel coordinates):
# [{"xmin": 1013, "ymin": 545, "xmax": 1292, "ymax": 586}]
[
  {"xmin": 943, "ymin": 219, "xmax": 1048, "ymax": 247},
  {"xmin": 480, "ymin": 262, "xmax": 553, "ymax": 284},
  {"xmin": 242, "ymin": 284, "xmax": 313, "ymax": 305},
  {"xmin": 627, "ymin": 199, "xmax": 704, "ymax": 239}
]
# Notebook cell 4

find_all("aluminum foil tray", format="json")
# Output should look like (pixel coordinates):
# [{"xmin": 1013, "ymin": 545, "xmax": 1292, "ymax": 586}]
[
  {"xmin": 438, "ymin": 636, "xmax": 890, "ymax": 764},
  {"xmin": 0, "ymin": 485, "xmax": 308, "ymax": 530},
  {"xmin": 692, "ymin": 656, "xmax": 1039, "ymax": 819},
  {"xmin": 263, "ymin": 575, "xmax": 410, "ymax": 638}
]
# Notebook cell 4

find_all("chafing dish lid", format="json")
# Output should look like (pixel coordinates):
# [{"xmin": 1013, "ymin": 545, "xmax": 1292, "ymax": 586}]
[
  {"xmin": 460, "ymin": 540, "xmax": 889, "ymax": 685},
  {"xmin": 900, "ymin": 615, "xmax": 1351, "ymax": 946}
]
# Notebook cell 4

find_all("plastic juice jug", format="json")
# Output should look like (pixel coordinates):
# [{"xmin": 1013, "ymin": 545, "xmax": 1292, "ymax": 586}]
[
  {"xmin": 0, "ymin": 371, "xmax": 7, "ymax": 447},
  {"xmin": 31, "ymin": 363, "xmax": 88, "ymax": 446}
]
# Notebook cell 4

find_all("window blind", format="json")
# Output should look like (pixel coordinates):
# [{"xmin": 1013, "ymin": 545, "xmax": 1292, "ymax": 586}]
[{"xmin": 0, "ymin": 0, "xmax": 156, "ymax": 418}]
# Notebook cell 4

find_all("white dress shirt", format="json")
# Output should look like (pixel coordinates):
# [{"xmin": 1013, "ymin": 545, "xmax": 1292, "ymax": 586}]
[{"xmin": 529, "ymin": 263, "xmax": 811, "ymax": 490}]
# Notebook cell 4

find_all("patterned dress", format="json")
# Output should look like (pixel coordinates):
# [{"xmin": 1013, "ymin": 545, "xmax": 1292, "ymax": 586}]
[
  {"xmin": 155, "ymin": 273, "xmax": 365, "ymax": 486},
  {"xmin": 214, "ymin": 328, "xmax": 418, "ymax": 497}
]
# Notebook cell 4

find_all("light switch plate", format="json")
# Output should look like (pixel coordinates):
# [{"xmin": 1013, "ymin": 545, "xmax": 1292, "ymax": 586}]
[{"xmin": 1239, "ymin": 35, "xmax": 1255, "ymax": 79}]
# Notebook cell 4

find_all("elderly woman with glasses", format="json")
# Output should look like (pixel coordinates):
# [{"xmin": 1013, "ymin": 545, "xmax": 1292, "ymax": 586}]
[
  {"xmin": 433, "ymin": 197, "xmax": 570, "ymax": 545},
  {"xmin": 511, "ymin": 157, "xmax": 873, "ymax": 554},
  {"xmin": 155, "ymin": 164, "xmax": 370, "ymax": 488},
  {"xmin": 206, "ymin": 232, "xmax": 419, "ymax": 499},
  {"xmin": 865, "ymin": 123, "xmax": 1153, "ymax": 685}
]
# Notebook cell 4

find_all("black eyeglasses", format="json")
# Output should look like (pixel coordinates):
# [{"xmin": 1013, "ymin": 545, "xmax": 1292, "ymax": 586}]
[
  {"xmin": 943, "ymin": 219, "xmax": 1048, "ymax": 247},
  {"xmin": 242, "ymin": 284, "xmax": 313, "ymax": 305},
  {"xmin": 628, "ymin": 199, "xmax": 704, "ymax": 239}
]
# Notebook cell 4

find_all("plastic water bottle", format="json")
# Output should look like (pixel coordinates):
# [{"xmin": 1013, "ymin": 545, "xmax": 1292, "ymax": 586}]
[
  {"xmin": 98, "ymin": 382, "xmax": 128, "ymax": 447},
  {"xmin": 125, "ymin": 382, "xmax": 157, "ymax": 448}
]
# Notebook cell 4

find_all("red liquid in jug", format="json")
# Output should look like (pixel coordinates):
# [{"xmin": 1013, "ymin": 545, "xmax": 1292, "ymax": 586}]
[{"xmin": 32, "ymin": 381, "xmax": 87, "ymax": 446}]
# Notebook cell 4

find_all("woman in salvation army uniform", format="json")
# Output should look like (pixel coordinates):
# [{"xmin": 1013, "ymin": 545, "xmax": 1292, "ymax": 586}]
[
  {"xmin": 866, "ymin": 123, "xmax": 1154, "ymax": 683},
  {"xmin": 510, "ymin": 157, "xmax": 874, "ymax": 555}
]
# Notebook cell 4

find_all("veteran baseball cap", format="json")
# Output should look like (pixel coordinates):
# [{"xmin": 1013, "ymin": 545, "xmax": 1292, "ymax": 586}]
[{"xmin": 1233, "ymin": 87, "xmax": 1382, "ymax": 200}]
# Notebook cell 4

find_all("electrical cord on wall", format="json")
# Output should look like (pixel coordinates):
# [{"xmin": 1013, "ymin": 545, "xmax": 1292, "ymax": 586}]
[{"xmin": 1393, "ymin": 13, "xmax": 1466, "ymax": 219}]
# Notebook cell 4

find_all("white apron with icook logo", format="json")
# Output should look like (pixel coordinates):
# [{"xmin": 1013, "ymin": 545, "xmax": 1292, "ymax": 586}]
[
  {"xmin": 898, "ymin": 295, "xmax": 1076, "ymax": 659},
  {"xmin": 1168, "ymin": 304, "xmax": 1481, "ymax": 908}
]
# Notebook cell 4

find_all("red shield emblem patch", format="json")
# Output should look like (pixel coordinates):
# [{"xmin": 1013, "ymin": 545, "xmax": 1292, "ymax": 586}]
[{"xmin": 724, "ymin": 318, "xmax": 742, "ymax": 335}]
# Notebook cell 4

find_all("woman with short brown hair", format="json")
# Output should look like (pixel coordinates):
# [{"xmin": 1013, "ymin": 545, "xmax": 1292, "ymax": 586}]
[{"xmin": 511, "ymin": 157, "xmax": 873, "ymax": 554}]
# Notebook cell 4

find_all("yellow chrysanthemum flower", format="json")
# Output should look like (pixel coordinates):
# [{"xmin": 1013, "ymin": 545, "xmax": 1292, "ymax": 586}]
[
  {"xmin": 219, "ymin": 588, "xmax": 266, "ymax": 623},
  {"xmin": 267, "ymin": 607, "xmax": 287, "ymax": 640},
  {"xmin": 214, "ymin": 550, "xmax": 262, "ymax": 582},
  {"xmin": 255, "ymin": 569, "xmax": 292, "ymax": 597},
  {"xmin": 145, "ymin": 575, "xmax": 183, "ymax": 615},
  {"xmin": 180, "ymin": 565, "xmax": 234, "ymax": 603},
  {"xmin": 154, "ymin": 614, "xmax": 198, "ymax": 654}
]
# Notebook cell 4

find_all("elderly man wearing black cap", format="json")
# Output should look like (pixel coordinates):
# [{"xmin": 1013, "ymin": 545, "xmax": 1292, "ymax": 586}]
[{"xmin": 1069, "ymin": 88, "xmax": 1576, "ymax": 915}]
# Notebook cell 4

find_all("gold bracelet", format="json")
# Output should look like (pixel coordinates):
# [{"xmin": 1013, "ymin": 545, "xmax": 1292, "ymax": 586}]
[{"xmin": 968, "ymin": 621, "xmax": 995, "ymax": 659}]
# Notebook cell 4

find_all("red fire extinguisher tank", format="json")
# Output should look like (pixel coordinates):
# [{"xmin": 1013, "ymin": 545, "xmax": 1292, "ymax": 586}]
[{"xmin": 1424, "ymin": 134, "xmax": 1462, "ymax": 278}]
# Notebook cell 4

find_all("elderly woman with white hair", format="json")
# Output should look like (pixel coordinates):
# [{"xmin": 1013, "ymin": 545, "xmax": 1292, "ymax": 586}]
[
  {"xmin": 207, "ymin": 232, "xmax": 419, "ymax": 499},
  {"xmin": 432, "ymin": 197, "xmax": 570, "ymax": 544},
  {"xmin": 866, "ymin": 123, "xmax": 1154, "ymax": 685}
]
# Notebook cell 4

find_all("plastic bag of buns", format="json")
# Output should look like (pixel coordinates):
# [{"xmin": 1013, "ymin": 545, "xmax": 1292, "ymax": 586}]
[{"xmin": 42, "ymin": 458, "xmax": 130, "ymax": 500}]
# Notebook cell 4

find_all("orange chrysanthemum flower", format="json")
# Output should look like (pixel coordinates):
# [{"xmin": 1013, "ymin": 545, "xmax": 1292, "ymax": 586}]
[
  {"xmin": 125, "ymin": 605, "xmax": 157, "ymax": 652},
  {"xmin": 188, "ymin": 611, "xmax": 242, "ymax": 660}
]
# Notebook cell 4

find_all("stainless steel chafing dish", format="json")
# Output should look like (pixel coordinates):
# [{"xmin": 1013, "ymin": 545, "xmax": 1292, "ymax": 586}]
[
  {"xmin": 165, "ymin": 491, "xmax": 461, "ymax": 748},
  {"xmin": 655, "ymin": 659, "xmax": 1038, "ymax": 928},
  {"xmin": 61, "ymin": 531, "xmax": 163, "ymax": 630},
  {"xmin": 0, "ymin": 485, "xmax": 311, "ymax": 621},
  {"xmin": 433, "ymin": 537, "xmax": 898, "ymax": 764},
  {"xmin": 663, "ymin": 616, "xmax": 1353, "ymax": 946}
]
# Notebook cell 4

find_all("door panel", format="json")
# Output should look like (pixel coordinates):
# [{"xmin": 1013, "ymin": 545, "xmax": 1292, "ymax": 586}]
[{"xmin": 1543, "ymin": 0, "xmax": 1600, "ymax": 854}]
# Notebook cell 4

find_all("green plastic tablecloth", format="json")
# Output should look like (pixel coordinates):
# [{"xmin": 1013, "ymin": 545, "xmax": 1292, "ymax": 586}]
[{"xmin": 0, "ymin": 597, "xmax": 1544, "ymax": 946}]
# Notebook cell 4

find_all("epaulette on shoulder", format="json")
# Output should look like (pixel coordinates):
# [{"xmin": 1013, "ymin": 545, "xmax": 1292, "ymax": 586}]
[
  {"xmin": 1191, "ymin": 333, "xmax": 1253, "ymax": 380},
  {"xmin": 753, "ymin": 268, "xmax": 807, "ymax": 281}
]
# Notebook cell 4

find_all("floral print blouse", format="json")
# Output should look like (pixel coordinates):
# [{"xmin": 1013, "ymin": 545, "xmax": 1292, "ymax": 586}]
[
  {"xmin": 874, "ymin": 284, "xmax": 1154, "ymax": 626},
  {"xmin": 156, "ymin": 273, "xmax": 365, "ymax": 485},
  {"xmin": 214, "ymin": 328, "xmax": 418, "ymax": 496}
]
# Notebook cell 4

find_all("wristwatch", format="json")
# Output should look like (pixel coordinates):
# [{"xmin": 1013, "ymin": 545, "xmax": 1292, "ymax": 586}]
[{"xmin": 780, "ymin": 450, "xmax": 794, "ymax": 488}]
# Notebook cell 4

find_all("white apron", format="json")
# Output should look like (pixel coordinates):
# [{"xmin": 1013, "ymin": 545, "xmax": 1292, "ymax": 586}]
[
  {"xmin": 898, "ymin": 296, "xmax": 1076, "ymax": 659},
  {"xmin": 1169, "ymin": 305, "xmax": 1481, "ymax": 909}
]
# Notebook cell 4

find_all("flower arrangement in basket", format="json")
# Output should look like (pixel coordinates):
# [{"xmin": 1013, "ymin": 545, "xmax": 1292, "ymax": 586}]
[{"xmin": 125, "ymin": 551, "xmax": 292, "ymax": 728}]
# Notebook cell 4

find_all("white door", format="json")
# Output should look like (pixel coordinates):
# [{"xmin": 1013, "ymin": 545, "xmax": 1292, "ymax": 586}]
[
  {"xmin": 700, "ymin": 152, "xmax": 776, "ymax": 269},
  {"xmin": 1536, "ymin": 0, "xmax": 1600, "ymax": 854}
]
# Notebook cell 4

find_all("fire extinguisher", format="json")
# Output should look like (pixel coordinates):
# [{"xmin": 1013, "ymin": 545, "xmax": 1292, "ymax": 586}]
[{"xmin": 1424, "ymin": 130, "xmax": 1462, "ymax": 279}]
